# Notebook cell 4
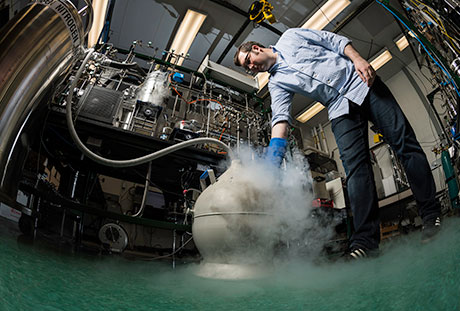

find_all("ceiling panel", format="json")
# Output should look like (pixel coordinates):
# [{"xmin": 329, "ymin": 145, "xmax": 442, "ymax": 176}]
[
  {"xmin": 109, "ymin": 0, "xmax": 179, "ymax": 53},
  {"xmin": 357, "ymin": 1, "xmax": 396, "ymax": 37}
]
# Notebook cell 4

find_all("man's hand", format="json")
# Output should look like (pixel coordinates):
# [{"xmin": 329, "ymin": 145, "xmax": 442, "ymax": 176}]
[
  {"xmin": 267, "ymin": 121, "xmax": 289, "ymax": 167},
  {"xmin": 353, "ymin": 58, "xmax": 376, "ymax": 87},
  {"xmin": 266, "ymin": 138, "xmax": 287, "ymax": 167},
  {"xmin": 344, "ymin": 44, "xmax": 376, "ymax": 87}
]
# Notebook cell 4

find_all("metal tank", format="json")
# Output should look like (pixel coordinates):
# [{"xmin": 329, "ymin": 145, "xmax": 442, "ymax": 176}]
[
  {"xmin": 192, "ymin": 160, "xmax": 279, "ymax": 279},
  {"xmin": 0, "ymin": 0, "xmax": 91, "ymax": 202}
]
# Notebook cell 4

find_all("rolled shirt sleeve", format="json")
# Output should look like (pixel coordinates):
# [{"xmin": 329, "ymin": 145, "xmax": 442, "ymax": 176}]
[{"xmin": 269, "ymin": 82, "xmax": 294, "ymax": 127}]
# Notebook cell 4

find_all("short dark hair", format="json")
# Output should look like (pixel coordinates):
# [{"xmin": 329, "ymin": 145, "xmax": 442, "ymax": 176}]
[{"xmin": 233, "ymin": 41, "xmax": 265, "ymax": 66}]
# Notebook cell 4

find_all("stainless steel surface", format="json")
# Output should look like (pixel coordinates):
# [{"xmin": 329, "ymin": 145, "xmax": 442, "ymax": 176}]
[
  {"xmin": 192, "ymin": 161, "xmax": 278, "ymax": 274},
  {"xmin": 452, "ymin": 58, "xmax": 460, "ymax": 76},
  {"xmin": 137, "ymin": 71, "xmax": 162, "ymax": 104},
  {"xmin": 78, "ymin": 0, "xmax": 94, "ymax": 37},
  {"xmin": 197, "ymin": 55, "xmax": 259, "ymax": 93},
  {"xmin": 0, "ymin": 1, "xmax": 85, "ymax": 198}
]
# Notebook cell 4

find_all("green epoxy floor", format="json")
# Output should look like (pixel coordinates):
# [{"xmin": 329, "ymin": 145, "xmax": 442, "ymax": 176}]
[{"xmin": 1, "ymin": 216, "xmax": 460, "ymax": 311}]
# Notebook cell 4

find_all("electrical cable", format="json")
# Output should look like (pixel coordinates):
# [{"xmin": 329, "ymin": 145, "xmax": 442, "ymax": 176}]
[
  {"xmin": 312, "ymin": 0, "xmax": 455, "ymax": 97},
  {"xmin": 168, "ymin": 73, "xmax": 224, "ymax": 109},
  {"xmin": 219, "ymin": 116, "xmax": 229, "ymax": 141},
  {"xmin": 184, "ymin": 188, "xmax": 202, "ymax": 194},
  {"xmin": 309, "ymin": 0, "xmax": 437, "ymax": 98},
  {"xmin": 411, "ymin": 0, "xmax": 460, "ymax": 54},
  {"xmin": 376, "ymin": 0, "xmax": 460, "ymax": 99},
  {"xmin": 168, "ymin": 73, "xmax": 231, "ymax": 144},
  {"xmin": 65, "ymin": 49, "xmax": 233, "ymax": 168},
  {"xmin": 322, "ymin": 1, "xmax": 457, "ymax": 144}
]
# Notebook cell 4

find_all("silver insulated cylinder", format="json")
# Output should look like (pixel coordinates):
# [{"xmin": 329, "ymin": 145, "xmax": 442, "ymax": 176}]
[
  {"xmin": 0, "ymin": 0, "xmax": 88, "ymax": 201},
  {"xmin": 136, "ymin": 71, "xmax": 169, "ymax": 105}
]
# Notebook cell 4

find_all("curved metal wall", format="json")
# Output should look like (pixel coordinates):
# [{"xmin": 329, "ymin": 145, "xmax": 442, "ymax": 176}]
[{"xmin": 0, "ymin": 1, "xmax": 85, "ymax": 200}]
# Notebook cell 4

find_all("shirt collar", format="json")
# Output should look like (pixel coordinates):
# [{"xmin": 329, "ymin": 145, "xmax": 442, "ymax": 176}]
[{"xmin": 267, "ymin": 46, "xmax": 281, "ymax": 74}]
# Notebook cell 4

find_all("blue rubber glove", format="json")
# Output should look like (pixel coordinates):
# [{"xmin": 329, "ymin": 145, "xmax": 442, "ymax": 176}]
[{"xmin": 266, "ymin": 137, "xmax": 287, "ymax": 167}]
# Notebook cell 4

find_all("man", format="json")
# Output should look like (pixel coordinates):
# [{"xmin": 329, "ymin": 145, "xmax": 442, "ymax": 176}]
[{"xmin": 234, "ymin": 28, "xmax": 441, "ymax": 259}]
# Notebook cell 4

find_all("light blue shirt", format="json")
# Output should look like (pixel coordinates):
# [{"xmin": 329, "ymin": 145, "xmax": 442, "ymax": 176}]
[{"xmin": 267, "ymin": 28, "xmax": 370, "ymax": 127}]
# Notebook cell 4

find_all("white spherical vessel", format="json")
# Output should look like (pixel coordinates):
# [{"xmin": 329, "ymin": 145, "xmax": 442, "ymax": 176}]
[{"xmin": 192, "ymin": 160, "xmax": 279, "ymax": 279}]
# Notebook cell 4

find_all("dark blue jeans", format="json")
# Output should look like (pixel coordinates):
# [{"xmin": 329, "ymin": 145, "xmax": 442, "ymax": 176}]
[{"xmin": 331, "ymin": 77, "xmax": 440, "ymax": 250}]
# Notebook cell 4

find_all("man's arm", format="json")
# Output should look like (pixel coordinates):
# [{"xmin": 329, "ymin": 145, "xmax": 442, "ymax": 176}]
[
  {"xmin": 267, "ymin": 83, "xmax": 292, "ymax": 166},
  {"xmin": 344, "ymin": 43, "xmax": 376, "ymax": 87},
  {"xmin": 272, "ymin": 121, "xmax": 289, "ymax": 139},
  {"xmin": 269, "ymin": 83, "xmax": 293, "ymax": 134}
]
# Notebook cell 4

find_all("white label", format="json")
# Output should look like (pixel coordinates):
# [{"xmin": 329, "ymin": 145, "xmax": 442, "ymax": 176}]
[{"xmin": 0, "ymin": 203, "xmax": 21, "ymax": 222}]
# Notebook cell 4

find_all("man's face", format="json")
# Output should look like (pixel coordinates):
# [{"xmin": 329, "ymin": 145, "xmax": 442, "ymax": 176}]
[{"xmin": 237, "ymin": 45, "xmax": 270, "ymax": 74}]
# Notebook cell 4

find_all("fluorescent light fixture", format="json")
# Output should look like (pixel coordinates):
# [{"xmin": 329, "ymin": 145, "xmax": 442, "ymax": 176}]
[
  {"xmin": 169, "ymin": 9, "xmax": 207, "ymax": 66},
  {"xmin": 395, "ymin": 35, "xmax": 409, "ymax": 51},
  {"xmin": 296, "ymin": 102, "xmax": 325, "ymax": 123},
  {"xmin": 88, "ymin": 0, "xmax": 109, "ymax": 48},
  {"xmin": 369, "ymin": 49, "xmax": 392, "ymax": 70},
  {"xmin": 301, "ymin": 0, "xmax": 351, "ymax": 30}
]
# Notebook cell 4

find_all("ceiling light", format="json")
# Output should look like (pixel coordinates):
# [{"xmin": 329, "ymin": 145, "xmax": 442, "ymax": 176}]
[
  {"xmin": 395, "ymin": 35, "xmax": 409, "ymax": 51},
  {"xmin": 301, "ymin": 0, "xmax": 351, "ymax": 30},
  {"xmin": 369, "ymin": 49, "xmax": 392, "ymax": 70},
  {"xmin": 88, "ymin": 0, "xmax": 109, "ymax": 48},
  {"xmin": 296, "ymin": 102, "xmax": 325, "ymax": 123},
  {"xmin": 169, "ymin": 9, "xmax": 207, "ymax": 66}
]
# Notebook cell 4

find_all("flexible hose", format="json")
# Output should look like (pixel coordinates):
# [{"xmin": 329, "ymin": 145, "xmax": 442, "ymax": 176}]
[{"xmin": 66, "ymin": 49, "xmax": 233, "ymax": 168}]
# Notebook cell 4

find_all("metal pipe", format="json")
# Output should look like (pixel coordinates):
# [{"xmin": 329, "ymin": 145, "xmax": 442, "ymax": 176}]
[
  {"xmin": 172, "ymin": 202, "xmax": 177, "ymax": 269},
  {"xmin": 206, "ymin": 103, "xmax": 211, "ymax": 137},
  {"xmin": 247, "ymin": 122, "xmax": 251, "ymax": 145},
  {"xmin": 71, "ymin": 171, "xmax": 80, "ymax": 199},
  {"xmin": 312, "ymin": 127, "xmax": 321, "ymax": 151},
  {"xmin": 237, "ymin": 114, "xmax": 241, "ymax": 152},
  {"xmin": 131, "ymin": 162, "xmax": 152, "ymax": 218},
  {"xmin": 60, "ymin": 210, "xmax": 66, "ymax": 238},
  {"xmin": 66, "ymin": 49, "xmax": 233, "ymax": 167},
  {"xmin": 319, "ymin": 123, "xmax": 329, "ymax": 154},
  {"xmin": 172, "ymin": 94, "xmax": 179, "ymax": 118},
  {"xmin": 316, "ymin": 126, "xmax": 325, "ymax": 152}
]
